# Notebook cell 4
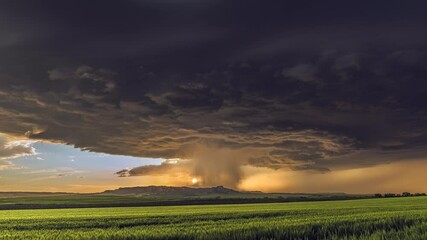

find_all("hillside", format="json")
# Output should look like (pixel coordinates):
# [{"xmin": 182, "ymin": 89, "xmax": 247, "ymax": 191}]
[
  {"xmin": 0, "ymin": 186, "xmax": 372, "ymax": 210},
  {"xmin": 102, "ymin": 186, "xmax": 241, "ymax": 197}
]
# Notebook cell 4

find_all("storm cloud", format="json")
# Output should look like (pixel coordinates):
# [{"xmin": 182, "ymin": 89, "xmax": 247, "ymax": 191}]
[
  {"xmin": 0, "ymin": 135, "xmax": 36, "ymax": 169},
  {"xmin": 1, "ymin": 0, "xmax": 427, "ymax": 187}
]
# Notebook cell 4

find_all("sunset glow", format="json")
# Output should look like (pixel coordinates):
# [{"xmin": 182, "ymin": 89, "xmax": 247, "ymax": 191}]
[{"xmin": 191, "ymin": 178, "xmax": 199, "ymax": 184}]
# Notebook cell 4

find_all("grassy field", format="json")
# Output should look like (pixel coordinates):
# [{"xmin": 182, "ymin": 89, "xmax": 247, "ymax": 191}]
[{"xmin": 0, "ymin": 197, "xmax": 427, "ymax": 239}]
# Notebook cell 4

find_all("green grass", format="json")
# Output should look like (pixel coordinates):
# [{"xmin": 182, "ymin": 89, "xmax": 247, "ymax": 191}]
[{"xmin": 1, "ymin": 197, "xmax": 427, "ymax": 239}]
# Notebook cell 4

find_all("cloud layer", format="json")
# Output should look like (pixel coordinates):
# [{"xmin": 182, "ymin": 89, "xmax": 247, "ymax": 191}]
[
  {"xmin": 1, "ymin": 0, "xmax": 427, "ymax": 187},
  {"xmin": 0, "ymin": 135, "xmax": 36, "ymax": 169}
]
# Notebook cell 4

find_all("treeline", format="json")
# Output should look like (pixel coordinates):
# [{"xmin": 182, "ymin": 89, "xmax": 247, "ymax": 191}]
[{"xmin": 374, "ymin": 192, "xmax": 427, "ymax": 198}]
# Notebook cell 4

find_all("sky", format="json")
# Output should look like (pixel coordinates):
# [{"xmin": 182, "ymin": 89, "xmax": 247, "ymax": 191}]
[{"xmin": 1, "ymin": 0, "xmax": 427, "ymax": 193}]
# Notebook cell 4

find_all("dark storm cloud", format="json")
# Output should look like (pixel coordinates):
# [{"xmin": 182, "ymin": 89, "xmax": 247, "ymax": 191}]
[
  {"xmin": 1, "ymin": 0, "xmax": 427, "ymax": 186},
  {"xmin": 117, "ymin": 159, "xmax": 190, "ymax": 178}
]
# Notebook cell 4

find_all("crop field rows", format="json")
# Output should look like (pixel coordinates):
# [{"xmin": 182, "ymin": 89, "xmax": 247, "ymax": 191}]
[{"xmin": 1, "ymin": 197, "xmax": 427, "ymax": 239}]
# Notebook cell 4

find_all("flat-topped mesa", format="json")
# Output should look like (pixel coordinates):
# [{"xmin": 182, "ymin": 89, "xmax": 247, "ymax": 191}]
[{"xmin": 102, "ymin": 185, "xmax": 242, "ymax": 196}]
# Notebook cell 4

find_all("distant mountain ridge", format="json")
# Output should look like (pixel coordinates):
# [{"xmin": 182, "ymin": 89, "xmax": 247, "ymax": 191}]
[{"xmin": 102, "ymin": 186, "xmax": 243, "ymax": 196}]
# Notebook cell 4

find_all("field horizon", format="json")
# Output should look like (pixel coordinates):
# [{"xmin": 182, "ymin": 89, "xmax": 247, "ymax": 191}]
[
  {"xmin": 0, "ymin": 185, "xmax": 423, "ymax": 213},
  {"xmin": 0, "ymin": 185, "xmax": 376, "ymax": 210},
  {"xmin": 1, "ymin": 184, "xmax": 420, "ymax": 196}
]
